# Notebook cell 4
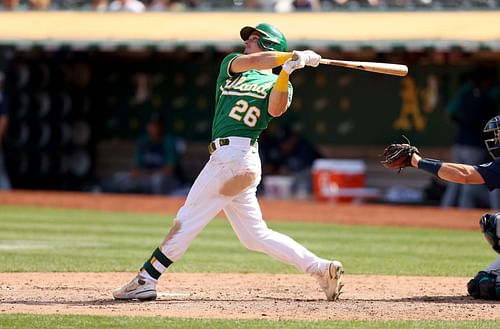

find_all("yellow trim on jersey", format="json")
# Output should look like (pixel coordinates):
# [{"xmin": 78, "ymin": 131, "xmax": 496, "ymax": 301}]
[
  {"xmin": 274, "ymin": 52, "xmax": 293, "ymax": 66},
  {"xmin": 274, "ymin": 69, "xmax": 289, "ymax": 92}
]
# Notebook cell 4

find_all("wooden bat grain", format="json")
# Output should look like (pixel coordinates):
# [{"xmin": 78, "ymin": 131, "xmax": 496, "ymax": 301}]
[{"xmin": 319, "ymin": 59, "xmax": 408, "ymax": 77}]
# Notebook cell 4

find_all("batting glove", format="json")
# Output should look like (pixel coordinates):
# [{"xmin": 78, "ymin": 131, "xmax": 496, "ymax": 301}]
[
  {"xmin": 293, "ymin": 50, "xmax": 321, "ymax": 67},
  {"xmin": 282, "ymin": 57, "xmax": 306, "ymax": 75}
]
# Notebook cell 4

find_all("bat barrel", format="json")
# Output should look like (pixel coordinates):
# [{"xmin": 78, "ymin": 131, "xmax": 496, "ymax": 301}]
[{"xmin": 319, "ymin": 59, "xmax": 408, "ymax": 77}]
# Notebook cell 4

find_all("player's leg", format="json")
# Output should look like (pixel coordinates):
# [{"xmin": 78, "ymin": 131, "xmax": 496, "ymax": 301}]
[
  {"xmin": 113, "ymin": 156, "xmax": 233, "ymax": 300},
  {"xmin": 485, "ymin": 256, "xmax": 500, "ymax": 273},
  {"xmin": 224, "ymin": 187, "xmax": 343, "ymax": 300}
]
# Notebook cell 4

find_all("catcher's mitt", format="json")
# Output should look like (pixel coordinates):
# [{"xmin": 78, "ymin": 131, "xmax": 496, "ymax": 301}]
[{"xmin": 381, "ymin": 143, "xmax": 420, "ymax": 171}]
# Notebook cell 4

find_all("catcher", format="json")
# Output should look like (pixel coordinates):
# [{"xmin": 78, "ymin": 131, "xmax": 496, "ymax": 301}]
[{"xmin": 381, "ymin": 116, "xmax": 500, "ymax": 300}]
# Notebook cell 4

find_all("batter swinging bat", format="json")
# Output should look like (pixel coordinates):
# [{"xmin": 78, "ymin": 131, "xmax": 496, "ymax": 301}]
[{"xmin": 319, "ymin": 59, "xmax": 408, "ymax": 77}]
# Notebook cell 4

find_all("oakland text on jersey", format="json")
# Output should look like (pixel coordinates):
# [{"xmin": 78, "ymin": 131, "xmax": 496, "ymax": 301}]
[{"xmin": 220, "ymin": 75, "xmax": 274, "ymax": 100}]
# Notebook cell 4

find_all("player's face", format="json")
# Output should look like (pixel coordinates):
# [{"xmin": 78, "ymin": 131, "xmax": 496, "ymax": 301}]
[{"xmin": 244, "ymin": 32, "xmax": 263, "ymax": 54}]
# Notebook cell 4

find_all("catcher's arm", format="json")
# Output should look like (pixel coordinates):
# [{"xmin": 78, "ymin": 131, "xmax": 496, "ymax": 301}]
[{"xmin": 411, "ymin": 153, "xmax": 485, "ymax": 184}]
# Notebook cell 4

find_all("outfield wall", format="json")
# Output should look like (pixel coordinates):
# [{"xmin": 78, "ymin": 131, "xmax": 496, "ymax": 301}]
[{"xmin": 0, "ymin": 12, "xmax": 498, "ymax": 191}]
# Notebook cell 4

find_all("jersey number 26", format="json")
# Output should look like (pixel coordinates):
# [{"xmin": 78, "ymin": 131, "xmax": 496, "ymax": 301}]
[{"xmin": 228, "ymin": 100, "xmax": 261, "ymax": 128}]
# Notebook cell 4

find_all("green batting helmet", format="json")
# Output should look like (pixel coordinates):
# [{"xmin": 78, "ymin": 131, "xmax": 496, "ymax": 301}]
[{"xmin": 240, "ymin": 23, "xmax": 287, "ymax": 52}]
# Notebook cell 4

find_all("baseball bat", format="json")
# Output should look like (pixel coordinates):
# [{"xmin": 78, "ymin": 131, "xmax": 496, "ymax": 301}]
[{"xmin": 319, "ymin": 59, "xmax": 408, "ymax": 77}]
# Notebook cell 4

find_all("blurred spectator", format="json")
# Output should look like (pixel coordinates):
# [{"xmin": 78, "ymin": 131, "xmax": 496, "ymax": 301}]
[
  {"xmin": 101, "ymin": 112, "xmax": 183, "ymax": 195},
  {"xmin": 293, "ymin": 0, "xmax": 321, "ymax": 10},
  {"xmin": 1, "ymin": 0, "xmax": 21, "ymax": 10},
  {"xmin": 82, "ymin": 0, "xmax": 109, "ymax": 11},
  {"xmin": 441, "ymin": 66, "xmax": 500, "ymax": 209},
  {"xmin": 0, "ymin": 73, "xmax": 11, "ymax": 190},
  {"xmin": 274, "ymin": 0, "xmax": 293, "ymax": 11},
  {"xmin": 148, "ymin": 0, "xmax": 171, "ymax": 10},
  {"xmin": 108, "ymin": 0, "xmax": 145, "ymax": 12},
  {"xmin": 173, "ymin": 0, "xmax": 198, "ymax": 9},
  {"xmin": 148, "ymin": 0, "xmax": 197, "ymax": 10},
  {"xmin": 241, "ymin": 0, "xmax": 263, "ymax": 9},
  {"xmin": 55, "ymin": 0, "xmax": 87, "ymax": 9},
  {"xmin": 29, "ymin": 0, "xmax": 52, "ymax": 10}
]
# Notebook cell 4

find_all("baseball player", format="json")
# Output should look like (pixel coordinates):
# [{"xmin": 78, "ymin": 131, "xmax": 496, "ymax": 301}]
[
  {"xmin": 113, "ymin": 23, "xmax": 344, "ymax": 301},
  {"xmin": 382, "ymin": 115, "xmax": 500, "ymax": 300}
]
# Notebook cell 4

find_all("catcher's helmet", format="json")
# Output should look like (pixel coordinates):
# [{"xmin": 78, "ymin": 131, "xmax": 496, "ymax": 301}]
[
  {"xmin": 480, "ymin": 213, "xmax": 500, "ymax": 254},
  {"xmin": 240, "ymin": 23, "xmax": 287, "ymax": 52},
  {"xmin": 484, "ymin": 115, "xmax": 500, "ymax": 159}
]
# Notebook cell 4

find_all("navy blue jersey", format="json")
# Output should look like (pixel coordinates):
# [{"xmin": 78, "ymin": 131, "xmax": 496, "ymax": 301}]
[{"xmin": 475, "ymin": 158, "xmax": 500, "ymax": 190}]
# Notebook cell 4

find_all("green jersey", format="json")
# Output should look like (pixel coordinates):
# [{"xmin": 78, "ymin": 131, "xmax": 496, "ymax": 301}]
[{"xmin": 211, "ymin": 53, "xmax": 293, "ymax": 140}]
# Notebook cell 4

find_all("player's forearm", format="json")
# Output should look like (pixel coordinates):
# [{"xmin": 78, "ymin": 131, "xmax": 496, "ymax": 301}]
[
  {"xmin": 412, "ymin": 154, "xmax": 484, "ymax": 184},
  {"xmin": 436, "ymin": 163, "xmax": 484, "ymax": 184},
  {"xmin": 268, "ymin": 69, "xmax": 289, "ymax": 117},
  {"xmin": 231, "ymin": 52, "xmax": 292, "ymax": 73},
  {"xmin": 268, "ymin": 90, "xmax": 288, "ymax": 117}
]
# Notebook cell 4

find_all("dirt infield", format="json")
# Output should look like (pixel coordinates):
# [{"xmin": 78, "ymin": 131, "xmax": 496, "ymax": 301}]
[
  {"xmin": 0, "ymin": 190, "xmax": 499, "ymax": 320},
  {"xmin": 1, "ymin": 272, "xmax": 498, "ymax": 320}
]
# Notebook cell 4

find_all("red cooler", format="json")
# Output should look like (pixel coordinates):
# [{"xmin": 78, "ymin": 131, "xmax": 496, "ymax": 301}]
[{"xmin": 312, "ymin": 159, "xmax": 366, "ymax": 203}]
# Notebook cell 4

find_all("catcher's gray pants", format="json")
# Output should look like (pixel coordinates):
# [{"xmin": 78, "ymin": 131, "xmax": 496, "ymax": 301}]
[{"xmin": 485, "ymin": 256, "xmax": 500, "ymax": 273}]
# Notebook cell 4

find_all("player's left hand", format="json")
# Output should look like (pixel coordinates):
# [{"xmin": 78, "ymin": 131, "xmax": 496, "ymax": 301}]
[
  {"xmin": 293, "ymin": 50, "xmax": 321, "ymax": 67},
  {"xmin": 380, "ymin": 143, "xmax": 420, "ymax": 172}
]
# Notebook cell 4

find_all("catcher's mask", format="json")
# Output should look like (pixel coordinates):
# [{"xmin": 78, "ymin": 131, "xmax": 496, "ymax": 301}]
[
  {"xmin": 484, "ymin": 115, "xmax": 500, "ymax": 159},
  {"xmin": 240, "ymin": 23, "xmax": 287, "ymax": 52},
  {"xmin": 480, "ymin": 213, "xmax": 500, "ymax": 254}
]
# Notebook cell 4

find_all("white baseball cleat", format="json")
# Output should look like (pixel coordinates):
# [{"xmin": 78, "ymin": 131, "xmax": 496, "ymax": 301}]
[
  {"xmin": 318, "ymin": 261, "xmax": 344, "ymax": 301},
  {"xmin": 113, "ymin": 275, "xmax": 157, "ymax": 301}
]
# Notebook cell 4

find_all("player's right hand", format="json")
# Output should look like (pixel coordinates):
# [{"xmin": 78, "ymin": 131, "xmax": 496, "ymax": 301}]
[{"xmin": 292, "ymin": 50, "xmax": 321, "ymax": 67}]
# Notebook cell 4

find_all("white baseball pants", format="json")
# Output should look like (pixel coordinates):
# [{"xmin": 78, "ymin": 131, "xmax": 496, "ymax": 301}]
[{"xmin": 160, "ymin": 137, "xmax": 330, "ymax": 276}]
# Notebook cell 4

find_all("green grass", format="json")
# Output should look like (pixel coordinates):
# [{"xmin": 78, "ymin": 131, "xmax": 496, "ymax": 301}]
[
  {"xmin": 1, "ymin": 205, "xmax": 498, "ymax": 329},
  {"xmin": 0, "ymin": 205, "xmax": 495, "ymax": 276},
  {"xmin": 0, "ymin": 315, "xmax": 498, "ymax": 329}
]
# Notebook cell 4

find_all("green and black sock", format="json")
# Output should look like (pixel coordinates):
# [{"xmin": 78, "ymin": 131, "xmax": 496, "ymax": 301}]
[{"xmin": 140, "ymin": 247, "xmax": 173, "ymax": 281}]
